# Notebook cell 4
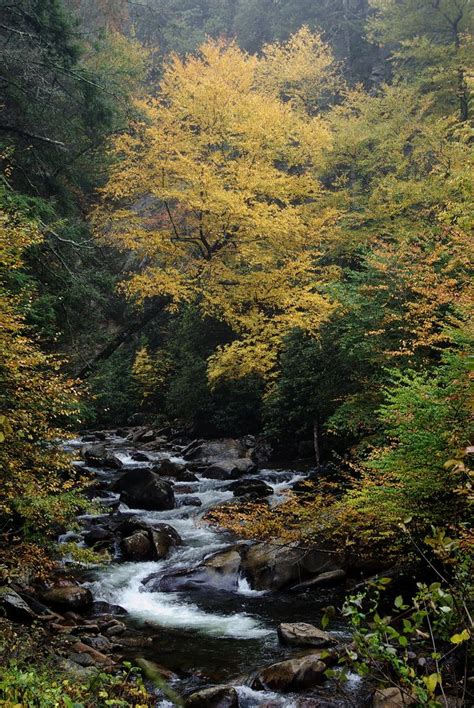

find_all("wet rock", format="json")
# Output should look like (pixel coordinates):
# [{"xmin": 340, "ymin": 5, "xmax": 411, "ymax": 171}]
[
  {"xmin": 240, "ymin": 544, "xmax": 299, "ymax": 591},
  {"xmin": 240, "ymin": 542, "xmax": 342, "ymax": 591},
  {"xmin": 0, "ymin": 586, "xmax": 36, "ymax": 621},
  {"xmin": 112, "ymin": 468, "xmax": 175, "ymax": 511},
  {"xmin": 120, "ymin": 522, "xmax": 181, "ymax": 561},
  {"xmin": 277, "ymin": 623, "xmax": 336, "ymax": 648},
  {"xmin": 228, "ymin": 479, "xmax": 273, "ymax": 498},
  {"xmin": 150, "ymin": 524, "xmax": 182, "ymax": 558},
  {"xmin": 252, "ymin": 654, "xmax": 327, "ymax": 691},
  {"xmin": 290, "ymin": 569, "xmax": 346, "ymax": 591},
  {"xmin": 81, "ymin": 442, "xmax": 108, "ymax": 465},
  {"xmin": 120, "ymin": 530, "xmax": 153, "ymax": 561},
  {"xmin": 83, "ymin": 526, "xmax": 114, "ymax": 549},
  {"xmin": 174, "ymin": 484, "xmax": 194, "ymax": 494},
  {"xmin": 145, "ymin": 547, "xmax": 242, "ymax": 593},
  {"xmin": 183, "ymin": 438, "xmax": 249, "ymax": 464},
  {"xmin": 373, "ymin": 688, "xmax": 415, "ymax": 707},
  {"xmin": 185, "ymin": 685, "xmax": 239, "ymax": 707},
  {"xmin": 203, "ymin": 458, "xmax": 256, "ymax": 480},
  {"xmin": 131, "ymin": 451, "xmax": 150, "ymax": 462},
  {"xmin": 176, "ymin": 495, "xmax": 202, "ymax": 508},
  {"xmin": 86, "ymin": 601, "xmax": 127, "ymax": 617},
  {"xmin": 127, "ymin": 427, "xmax": 156, "ymax": 443},
  {"xmin": 41, "ymin": 584, "xmax": 93, "ymax": 610},
  {"xmin": 154, "ymin": 459, "xmax": 198, "ymax": 482}
]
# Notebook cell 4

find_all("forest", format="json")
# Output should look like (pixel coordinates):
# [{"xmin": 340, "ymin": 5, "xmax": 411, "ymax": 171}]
[{"xmin": 0, "ymin": 0, "xmax": 472, "ymax": 706}]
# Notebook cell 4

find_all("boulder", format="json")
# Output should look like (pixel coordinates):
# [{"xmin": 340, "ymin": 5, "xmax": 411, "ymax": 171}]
[
  {"xmin": 81, "ymin": 442, "xmax": 108, "ymax": 465},
  {"xmin": 241, "ymin": 543, "xmax": 342, "ymax": 592},
  {"xmin": 41, "ymin": 584, "xmax": 93, "ymax": 610},
  {"xmin": 70, "ymin": 640, "xmax": 115, "ymax": 668},
  {"xmin": 127, "ymin": 427, "xmax": 156, "ymax": 443},
  {"xmin": 252, "ymin": 654, "xmax": 327, "ymax": 692},
  {"xmin": 112, "ymin": 468, "xmax": 175, "ymax": 511},
  {"xmin": 120, "ymin": 530, "xmax": 153, "ymax": 561},
  {"xmin": 120, "ymin": 523, "xmax": 181, "ymax": 561},
  {"xmin": 203, "ymin": 458, "xmax": 256, "ymax": 480},
  {"xmin": 81, "ymin": 443, "xmax": 123, "ymax": 468},
  {"xmin": 131, "ymin": 451, "xmax": 150, "ymax": 462},
  {"xmin": 154, "ymin": 459, "xmax": 198, "ymax": 482},
  {"xmin": 83, "ymin": 526, "xmax": 114, "ymax": 549},
  {"xmin": 373, "ymin": 688, "xmax": 415, "ymax": 707},
  {"xmin": 228, "ymin": 479, "xmax": 273, "ymax": 498},
  {"xmin": 86, "ymin": 601, "xmax": 127, "ymax": 617},
  {"xmin": 240, "ymin": 544, "xmax": 300, "ymax": 591},
  {"xmin": 176, "ymin": 495, "xmax": 203, "ymax": 508},
  {"xmin": 277, "ymin": 622, "xmax": 336, "ymax": 648},
  {"xmin": 144, "ymin": 547, "xmax": 242, "ymax": 592},
  {"xmin": 290, "ymin": 569, "xmax": 346, "ymax": 591},
  {"xmin": 185, "ymin": 686, "xmax": 239, "ymax": 707},
  {"xmin": 150, "ymin": 524, "xmax": 182, "ymax": 558},
  {"xmin": 0, "ymin": 586, "xmax": 36, "ymax": 622}
]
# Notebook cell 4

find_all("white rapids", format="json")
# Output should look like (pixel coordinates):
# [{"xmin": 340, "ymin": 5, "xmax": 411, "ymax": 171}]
[{"xmin": 79, "ymin": 446, "xmax": 305, "ymax": 640}]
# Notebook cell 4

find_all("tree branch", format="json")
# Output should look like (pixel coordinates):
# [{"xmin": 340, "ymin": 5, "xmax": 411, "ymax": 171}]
[{"xmin": 0, "ymin": 125, "xmax": 67, "ymax": 148}]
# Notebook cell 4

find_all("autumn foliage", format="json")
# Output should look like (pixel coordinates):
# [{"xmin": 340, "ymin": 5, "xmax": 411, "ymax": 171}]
[
  {"xmin": 0, "ymin": 208, "xmax": 84, "ymax": 576},
  {"xmin": 96, "ymin": 33, "xmax": 339, "ymax": 382}
]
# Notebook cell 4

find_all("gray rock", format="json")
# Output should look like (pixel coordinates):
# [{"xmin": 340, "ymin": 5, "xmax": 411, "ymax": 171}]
[
  {"xmin": 68, "ymin": 651, "xmax": 97, "ymax": 668},
  {"xmin": 154, "ymin": 458, "xmax": 198, "ymax": 482},
  {"xmin": 373, "ymin": 687, "xmax": 415, "ymax": 707},
  {"xmin": 290, "ymin": 568, "xmax": 346, "ymax": 591},
  {"xmin": 252, "ymin": 654, "xmax": 327, "ymax": 691},
  {"xmin": 113, "ymin": 468, "xmax": 175, "ymax": 511},
  {"xmin": 82, "ymin": 635, "xmax": 114, "ymax": 652},
  {"xmin": 86, "ymin": 601, "xmax": 127, "ymax": 617},
  {"xmin": 120, "ymin": 530, "xmax": 153, "ymax": 560},
  {"xmin": 104, "ymin": 622, "xmax": 125, "ymax": 637},
  {"xmin": 81, "ymin": 442, "xmax": 108, "ymax": 465},
  {"xmin": 0, "ymin": 586, "xmax": 36, "ymax": 621},
  {"xmin": 203, "ymin": 458, "xmax": 256, "ymax": 480},
  {"xmin": 144, "ymin": 547, "xmax": 242, "ymax": 593},
  {"xmin": 176, "ymin": 495, "xmax": 202, "ymax": 508},
  {"xmin": 185, "ymin": 685, "xmax": 239, "ymax": 707},
  {"xmin": 41, "ymin": 584, "xmax": 92, "ymax": 610},
  {"xmin": 228, "ymin": 479, "xmax": 273, "ymax": 498},
  {"xmin": 83, "ymin": 526, "xmax": 114, "ymax": 549},
  {"xmin": 277, "ymin": 622, "xmax": 336, "ymax": 648}
]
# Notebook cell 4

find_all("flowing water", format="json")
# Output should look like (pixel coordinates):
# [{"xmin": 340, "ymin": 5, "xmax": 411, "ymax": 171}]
[{"xmin": 63, "ymin": 434, "xmax": 365, "ymax": 706}]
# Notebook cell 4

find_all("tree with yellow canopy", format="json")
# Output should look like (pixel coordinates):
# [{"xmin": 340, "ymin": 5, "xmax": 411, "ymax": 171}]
[{"xmin": 97, "ymin": 34, "xmax": 339, "ymax": 381}]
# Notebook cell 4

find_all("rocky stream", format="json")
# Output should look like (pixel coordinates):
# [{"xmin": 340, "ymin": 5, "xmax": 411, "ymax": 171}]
[{"xmin": 54, "ymin": 428, "xmax": 374, "ymax": 706}]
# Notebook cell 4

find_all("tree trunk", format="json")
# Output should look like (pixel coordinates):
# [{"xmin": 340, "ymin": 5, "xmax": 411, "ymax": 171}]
[
  {"xmin": 77, "ymin": 298, "xmax": 168, "ymax": 378},
  {"xmin": 313, "ymin": 418, "xmax": 320, "ymax": 468}
]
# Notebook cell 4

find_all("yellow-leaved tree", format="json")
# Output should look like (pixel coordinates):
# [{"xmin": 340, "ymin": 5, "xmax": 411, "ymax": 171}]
[
  {"xmin": 0, "ymin": 206, "xmax": 83, "ymax": 578},
  {"xmin": 96, "ymin": 34, "xmax": 339, "ymax": 383}
]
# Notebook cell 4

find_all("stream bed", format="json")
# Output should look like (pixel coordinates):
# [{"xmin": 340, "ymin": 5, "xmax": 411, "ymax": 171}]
[{"xmin": 63, "ymin": 432, "xmax": 367, "ymax": 707}]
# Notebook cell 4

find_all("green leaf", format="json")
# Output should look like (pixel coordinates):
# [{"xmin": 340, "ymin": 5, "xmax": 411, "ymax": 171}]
[
  {"xmin": 394, "ymin": 595, "xmax": 404, "ymax": 608},
  {"xmin": 379, "ymin": 577, "xmax": 392, "ymax": 586}
]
